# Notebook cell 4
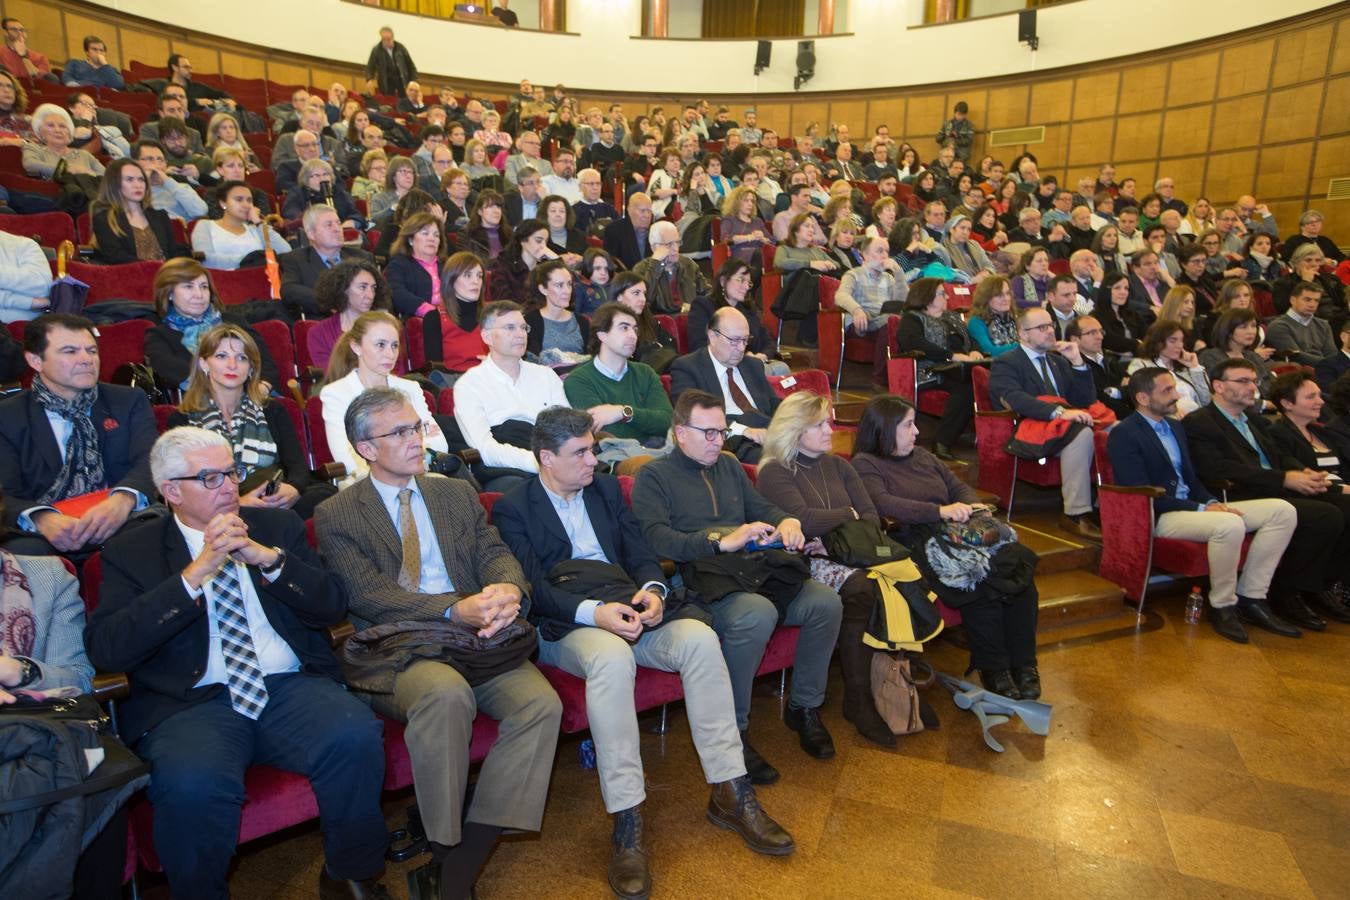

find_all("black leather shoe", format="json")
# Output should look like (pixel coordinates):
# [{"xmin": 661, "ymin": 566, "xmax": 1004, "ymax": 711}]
[
  {"xmin": 918, "ymin": 697, "xmax": 940, "ymax": 729},
  {"xmin": 740, "ymin": 731, "xmax": 779, "ymax": 785},
  {"xmin": 934, "ymin": 443, "xmax": 957, "ymax": 461},
  {"xmin": 1010, "ymin": 666, "xmax": 1041, "ymax": 700},
  {"xmin": 1277, "ymin": 594, "xmax": 1326, "ymax": 631},
  {"xmin": 707, "ymin": 776, "xmax": 795, "ymax": 856},
  {"xmin": 1237, "ymin": 599, "xmax": 1302, "ymax": 638},
  {"xmin": 1209, "ymin": 606, "xmax": 1249, "ymax": 644},
  {"xmin": 319, "ymin": 869, "xmax": 391, "ymax": 900},
  {"xmin": 608, "ymin": 805, "xmax": 651, "ymax": 899},
  {"xmin": 783, "ymin": 704, "xmax": 836, "ymax": 759},
  {"xmin": 979, "ymin": 669, "xmax": 1021, "ymax": 699},
  {"xmin": 1307, "ymin": 590, "xmax": 1350, "ymax": 624}
]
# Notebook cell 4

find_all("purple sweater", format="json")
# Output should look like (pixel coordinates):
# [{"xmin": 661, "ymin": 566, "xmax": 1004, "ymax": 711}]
[
  {"xmin": 756, "ymin": 453, "xmax": 877, "ymax": 537},
  {"xmin": 851, "ymin": 449, "xmax": 979, "ymax": 525}
]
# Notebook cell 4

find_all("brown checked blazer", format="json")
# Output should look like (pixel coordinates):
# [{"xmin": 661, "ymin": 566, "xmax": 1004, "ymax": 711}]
[{"xmin": 313, "ymin": 474, "xmax": 529, "ymax": 630}]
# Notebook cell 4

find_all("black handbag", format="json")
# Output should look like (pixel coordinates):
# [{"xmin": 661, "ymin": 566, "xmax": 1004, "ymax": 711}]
[{"xmin": 822, "ymin": 519, "xmax": 911, "ymax": 569}]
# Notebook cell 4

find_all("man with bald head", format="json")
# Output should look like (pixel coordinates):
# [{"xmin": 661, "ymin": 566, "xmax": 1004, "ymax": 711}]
[
  {"xmin": 574, "ymin": 167, "xmax": 619, "ymax": 234},
  {"xmin": 668, "ymin": 307, "xmax": 779, "ymax": 464},
  {"xmin": 632, "ymin": 221, "xmax": 712, "ymax": 316},
  {"xmin": 1236, "ymin": 194, "xmax": 1279, "ymax": 242},
  {"xmin": 272, "ymin": 107, "xmax": 344, "ymax": 176},
  {"xmin": 604, "ymin": 191, "xmax": 655, "ymax": 269}
]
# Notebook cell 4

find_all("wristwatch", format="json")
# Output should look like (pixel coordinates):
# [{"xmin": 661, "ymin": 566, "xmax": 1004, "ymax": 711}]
[
  {"xmin": 261, "ymin": 546, "xmax": 287, "ymax": 576},
  {"xmin": 621, "ymin": 405, "xmax": 634, "ymax": 422},
  {"xmin": 708, "ymin": 531, "xmax": 723, "ymax": 554},
  {"xmin": 14, "ymin": 657, "xmax": 38, "ymax": 689}
]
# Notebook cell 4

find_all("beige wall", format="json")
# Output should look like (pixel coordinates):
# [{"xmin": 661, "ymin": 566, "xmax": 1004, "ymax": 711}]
[{"xmin": 11, "ymin": 0, "xmax": 1348, "ymax": 236}]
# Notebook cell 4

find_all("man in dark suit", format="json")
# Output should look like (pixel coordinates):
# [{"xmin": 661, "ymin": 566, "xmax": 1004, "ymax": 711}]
[
  {"xmin": 1047, "ymin": 274, "xmax": 1081, "ymax": 341},
  {"xmin": 1184, "ymin": 356, "xmax": 1350, "ymax": 631},
  {"xmin": 1313, "ymin": 314, "xmax": 1350, "ymax": 391},
  {"xmin": 603, "ymin": 192, "xmax": 654, "ymax": 270},
  {"xmin": 502, "ymin": 167, "xmax": 543, "ymax": 227},
  {"xmin": 0, "ymin": 315, "xmax": 157, "ymax": 556},
  {"xmin": 85, "ymin": 426, "xmax": 389, "ymax": 900},
  {"xmin": 988, "ymin": 306, "xmax": 1101, "ymax": 538},
  {"xmin": 573, "ymin": 167, "xmax": 620, "ymax": 234},
  {"xmin": 492, "ymin": 407, "xmax": 793, "ymax": 898},
  {"xmin": 1108, "ymin": 367, "xmax": 1299, "ymax": 643},
  {"xmin": 1065, "ymin": 316, "xmax": 1131, "ymax": 420},
  {"xmin": 669, "ymin": 307, "xmax": 780, "ymax": 464},
  {"xmin": 280, "ymin": 206, "xmax": 374, "ymax": 317},
  {"xmin": 315, "ymin": 387, "xmax": 561, "ymax": 900},
  {"xmin": 1126, "ymin": 248, "xmax": 1167, "ymax": 326},
  {"xmin": 0, "ymin": 323, "xmax": 22, "ymax": 381}
]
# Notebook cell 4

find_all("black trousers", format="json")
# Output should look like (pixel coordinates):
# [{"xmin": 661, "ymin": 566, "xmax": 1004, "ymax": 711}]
[
  {"xmin": 958, "ymin": 586, "xmax": 1040, "ymax": 672},
  {"xmin": 925, "ymin": 373, "xmax": 974, "ymax": 448},
  {"xmin": 1274, "ymin": 493, "xmax": 1350, "ymax": 592}
]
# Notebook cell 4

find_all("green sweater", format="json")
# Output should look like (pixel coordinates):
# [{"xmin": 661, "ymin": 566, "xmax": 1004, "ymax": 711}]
[{"xmin": 563, "ymin": 357, "xmax": 673, "ymax": 443}]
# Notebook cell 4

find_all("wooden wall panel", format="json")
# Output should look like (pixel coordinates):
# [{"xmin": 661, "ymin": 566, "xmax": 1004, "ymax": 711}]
[
  {"xmin": 1161, "ymin": 106, "xmax": 1212, "ymax": 157},
  {"xmin": 1271, "ymin": 24, "xmax": 1334, "ymax": 87},
  {"xmin": 1210, "ymin": 95, "xmax": 1265, "ymax": 143},
  {"xmin": 865, "ymin": 98, "xmax": 903, "ymax": 140},
  {"xmin": 4, "ymin": 0, "xmax": 61, "ymax": 51},
  {"xmin": 171, "ymin": 41, "xmax": 221, "ymax": 74},
  {"xmin": 1036, "ymin": 125, "xmax": 1070, "ymax": 171},
  {"xmin": 1166, "ymin": 52, "xmax": 1219, "ymax": 107},
  {"xmin": 1334, "ymin": 18, "xmax": 1350, "ymax": 75},
  {"xmin": 1113, "ymin": 113, "xmax": 1161, "ymax": 163},
  {"xmin": 828, "ymin": 100, "xmax": 867, "ymax": 135},
  {"xmin": 220, "ymin": 53, "xmax": 266, "ymax": 80},
  {"xmin": 1256, "ymin": 142, "xmax": 1314, "ymax": 200},
  {"xmin": 1218, "ymin": 40, "xmax": 1274, "ymax": 98},
  {"xmin": 790, "ymin": 100, "xmax": 830, "ymax": 139},
  {"xmin": 1157, "ymin": 157, "xmax": 1207, "ymax": 199},
  {"xmin": 1067, "ymin": 121, "xmax": 1113, "ymax": 167},
  {"xmin": 903, "ymin": 95, "xmax": 945, "ymax": 142},
  {"xmin": 753, "ymin": 102, "xmax": 791, "ymax": 136},
  {"xmin": 1116, "ymin": 64, "xmax": 1168, "ymax": 114},
  {"xmin": 1072, "ymin": 72, "xmax": 1119, "ymax": 120},
  {"xmin": 1321, "ymin": 74, "xmax": 1350, "ymax": 139},
  {"xmin": 1262, "ymin": 83, "xmax": 1324, "ymax": 144},
  {"xmin": 267, "ymin": 61, "xmax": 311, "ymax": 88},
  {"xmin": 1125, "ymin": 161, "xmax": 1157, "ymax": 194},
  {"xmin": 1029, "ymin": 79, "xmax": 1073, "ymax": 124},
  {"xmin": 118, "ymin": 28, "xmax": 170, "ymax": 73},
  {"xmin": 984, "ymin": 85, "xmax": 1028, "ymax": 130},
  {"xmin": 63, "ymin": 12, "xmax": 119, "ymax": 67},
  {"xmin": 1311, "ymin": 135, "xmax": 1350, "ymax": 187},
  {"xmin": 1204, "ymin": 149, "xmax": 1260, "ymax": 204}
]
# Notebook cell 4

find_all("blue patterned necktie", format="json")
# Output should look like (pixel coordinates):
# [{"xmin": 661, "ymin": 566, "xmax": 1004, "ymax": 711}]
[{"xmin": 211, "ymin": 561, "xmax": 269, "ymax": 720}]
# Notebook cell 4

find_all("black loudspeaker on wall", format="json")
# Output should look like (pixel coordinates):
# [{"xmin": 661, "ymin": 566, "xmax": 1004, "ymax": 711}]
[
  {"xmin": 794, "ymin": 40, "xmax": 816, "ymax": 90},
  {"xmin": 1018, "ymin": 9, "xmax": 1039, "ymax": 50},
  {"xmin": 754, "ymin": 40, "xmax": 771, "ymax": 75}
]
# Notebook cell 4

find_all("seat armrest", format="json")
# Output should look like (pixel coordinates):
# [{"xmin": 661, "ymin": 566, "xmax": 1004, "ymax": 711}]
[
  {"xmin": 660, "ymin": 559, "xmax": 676, "ymax": 578},
  {"xmin": 91, "ymin": 672, "xmax": 130, "ymax": 702},
  {"xmin": 1100, "ymin": 484, "xmax": 1165, "ymax": 497},
  {"xmin": 456, "ymin": 448, "xmax": 482, "ymax": 466},
  {"xmin": 879, "ymin": 515, "xmax": 901, "ymax": 532},
  {"xmin": 313, "ymin": 462, "xmax": 347, "ymax": 482},
  {"xmin": 327, "ymin": 620, "xmax": 355, "ymax": 648}
]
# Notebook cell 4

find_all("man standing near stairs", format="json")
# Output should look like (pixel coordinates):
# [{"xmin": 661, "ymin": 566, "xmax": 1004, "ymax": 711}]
[{"xmin": 1109, "ymin": 367, "xmax": 1299, "ymax": 643}]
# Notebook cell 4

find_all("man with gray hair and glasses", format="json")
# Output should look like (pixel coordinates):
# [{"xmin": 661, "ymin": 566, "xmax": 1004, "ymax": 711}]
[
  {"xmin": 316, "ymin": 387, "xmax": 561, "ymax": 900},
  {"xmin": 87, "ymin": 426, "xmax": 391, "ymax": 900}
]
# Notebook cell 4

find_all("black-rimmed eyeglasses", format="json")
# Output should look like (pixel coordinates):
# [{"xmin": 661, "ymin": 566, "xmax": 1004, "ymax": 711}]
[{"xmin": 169, "ymin": 464, "xmax": 249, "ymax": 489}]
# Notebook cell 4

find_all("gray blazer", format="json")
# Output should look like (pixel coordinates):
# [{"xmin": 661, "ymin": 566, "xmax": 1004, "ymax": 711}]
[
  {"xmin": 313, "ymin": 474, "xmax": 529, "ymax": 630},
  {"xmin": 13, "ymin": 555, "xmax": 94, "ymax": 693}
]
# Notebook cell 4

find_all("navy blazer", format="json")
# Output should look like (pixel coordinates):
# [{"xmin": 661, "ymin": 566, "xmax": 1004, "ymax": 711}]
[
  {"xmin": 85, "ymin": 507, "xmax": 343, "ymax": 742},
  {"xmin": 668, "ymin": 349, "xmax": 779, "ymax": 429},
  {"xmin": 988, "ymin": 346, "xmax": 1096, "ymax": 421},
  {"xmin": 1106, "ymin": 412, "xmax": 1215, "ymax": 517},
  {"xmin": 491, "ymin": 474, "xmax": 667, "ymax": 641},
  {"xmin": 1314, "ymin": 350, "xmax": 1350, "ymax": 392},
  {"xmin": 602, "ymin": 217, "xmax": 644, "ymax": 270},
  {"xmin": 0, "ymin": 383, "xmax": 158, "ymax": 530},
  {"xmin": 384, "ymin": 253, "xmax": 439, "ymax": 318}
]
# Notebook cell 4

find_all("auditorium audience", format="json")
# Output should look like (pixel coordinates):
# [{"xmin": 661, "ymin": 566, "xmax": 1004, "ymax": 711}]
[
  {"xmin": 280, "ymin": 205, "xmax": 373, "ymax": 318},
  {"xmin": 1282, "ymin": 209, "xmax": 1343, "ymax": 264},
  {"xmin": 306, "ymin": 260, "xmax": 392, "ymax": 373},
  {"xmin": 1273, "ymin": 243, "xmax": 1344, "ymax": 316},
  {"xmin": 688, "ymin": 258, "xmax": 788, "ymax": 375},
  {"xmin": 385, "ymin": 211, "xmax": 449, "ymax": 317},
  {"xmin": 524, "ymin": 259, "xmax": 588, "ymax": 361},
  {"xmin": 192, "ymin": 180, "xmax": 291, "ymax": 271},
  {"xmin": 134, "ymin": 139, "xmax": 209, "ymax": 222},
  {"xmin": 966, "ymin": 275, "xmax": 1018, "ymax": 357},
  {"xmin": 90, "ymin": 158, "xmax": 190, "ymax": 263},
  {"xmin": 0, "ymin": 230, "xmax": 51, "ymax": 322},
  {"xmin": 896, "ymin": 278, "xmax": 980, "ymax": 458},
  {"xmin": 1126, "ymin": 319, "xmax": 1211, "ymax": 418},
  {"xmin": 720, "ymin": 185, "xmax": 773, "ymax": 266},
  {"xmin": 22, "ymin": 103, "xmax": 104, "ymax": 180},
  {"xmin": 1265, "ymin": 283, "xmax": 1337, "ymax": 365},
  {"xmin": 609, "ymin": 271, "xmax": 679, "ymax": 373},
  {"xmin": 632, "ymin": 220, "xmax": 712, "ymax": 314},
  {"xmin": 1199, "ymin": 308, "xmax": 1274, "ymax": 402}
]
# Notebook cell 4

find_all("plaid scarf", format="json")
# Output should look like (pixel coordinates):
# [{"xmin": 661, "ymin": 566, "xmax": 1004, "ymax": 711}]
[
  {"xmin": 191, "ymin": 395, "xmax": 277, "ymax": 470},
  {"xmin": 32, "ymin": 376, "xmax": 106, "ymax": 505}
]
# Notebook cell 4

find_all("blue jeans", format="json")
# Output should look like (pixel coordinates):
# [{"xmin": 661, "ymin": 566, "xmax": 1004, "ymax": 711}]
[{"xmin": 135, "ymin": 673, "xmax": 388, "ymax": 900}]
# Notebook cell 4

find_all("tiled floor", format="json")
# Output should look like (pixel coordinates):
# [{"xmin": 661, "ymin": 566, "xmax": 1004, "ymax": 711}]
[{"xmin": 199, "ymin": 586, "xmax": 1349, "ymax": 899}]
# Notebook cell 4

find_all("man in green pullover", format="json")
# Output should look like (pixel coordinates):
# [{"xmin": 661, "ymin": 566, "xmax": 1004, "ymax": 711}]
[{"xmin": 564, "ymin": 303, "xmax": 673, "ymax": 448}]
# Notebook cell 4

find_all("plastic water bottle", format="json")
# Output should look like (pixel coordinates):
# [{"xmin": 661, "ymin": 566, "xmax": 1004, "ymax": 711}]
[
  {"xmin": 579, "ymin": 738, "xmax": 596, "ymax": 770},
  {"xmin": 1183, "ymin": 586, "xmax": 1204, "ymax": 625}
]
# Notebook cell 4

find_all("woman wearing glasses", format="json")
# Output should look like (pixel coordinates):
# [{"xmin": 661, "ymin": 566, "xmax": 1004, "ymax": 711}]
[
  {"xmin": 320, "ymin": 311, "xmax": 447, "ymax": 487},
  {"xmin": 687, "ymin": 258, "xmax": 789, "ymax": 376},
  {"xmin": 169, "ymin": 323, "xmax": 335, "ymax": 518}
]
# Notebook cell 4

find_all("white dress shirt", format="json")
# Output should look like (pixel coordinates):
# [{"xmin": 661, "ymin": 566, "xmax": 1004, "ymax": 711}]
[
  {"xmin": 175, "ymin": 516, "xmax": 300, "ymax": 688},
  {"xmin": 452, "ymin": 357, "xmax": 567, "ymax": 471},
  {"xmin": 319, "ymin": 369, "xmax": 448, "ymax": 488},
  {"xmin": 708, "ymin": 348, "xmax": 757, "ymax": 437}
]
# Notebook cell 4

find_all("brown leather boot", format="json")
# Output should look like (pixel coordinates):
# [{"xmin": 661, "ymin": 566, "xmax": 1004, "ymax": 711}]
[
  {"xmin": 608, "ymin": 804, "xmax": 651, "ymax": 899},
  {"xmin": 706, "ymin": 776, "xmax": 795, "ymax": 856},
  {"xmin": 319, "ymin": 868, "xmax": 391, "ymax": 900}
]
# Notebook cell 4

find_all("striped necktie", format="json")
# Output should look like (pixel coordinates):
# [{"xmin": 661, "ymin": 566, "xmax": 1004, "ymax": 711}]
[{"xmin": 211, "ymin": 561, "xmax": 269, "ymax": 720}]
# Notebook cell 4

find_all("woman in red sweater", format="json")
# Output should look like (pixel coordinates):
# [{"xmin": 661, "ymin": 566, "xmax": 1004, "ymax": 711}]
[{"xmin": 434, "ymin": 251, "xmax": 489, "ymax": 375}]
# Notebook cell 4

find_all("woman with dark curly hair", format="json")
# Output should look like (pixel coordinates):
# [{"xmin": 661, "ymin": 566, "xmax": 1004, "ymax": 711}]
[{"xmin": 306, "ymin": 260, "xmax": 392, "ymax": 371}]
